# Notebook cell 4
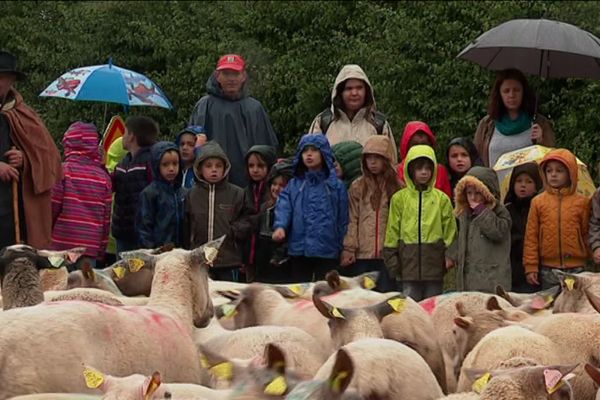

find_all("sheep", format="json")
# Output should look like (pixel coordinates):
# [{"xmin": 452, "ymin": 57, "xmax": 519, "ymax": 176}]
[
  {"xmin": 495, "ymin": 284, "xmax": 560, "ymax": 311},
  {"xmin": 456, "ymin": 325, "xmax": 563, "ymax": 392},
  {"xmin": 67, "ymin": 261, "xmax": 123, "ymax": 296},
  {"xmin": 37, "ymin": 247, "xmax": 87, "ymax": 291},
  {"xmin": 6, "ymin": 395, "xmax": 100, "ymax": 400},
  {"xmin": 288, "ymin": 338, "xmax": 443, "ymax": 400},
  {"xmin": 0, "ymin": 237, "xmax": 224, "ymax": 399},
  {"xmin": 552, "ymin": 270, "xmax": 600, "ymax": 314},
  {"xmin": 584, "ymin": 363, "xmax": 600, "ymax": 400}
]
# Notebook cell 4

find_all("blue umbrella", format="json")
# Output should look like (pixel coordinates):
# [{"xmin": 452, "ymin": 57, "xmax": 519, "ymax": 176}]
[{"xmin": 40, "ymin": 59, "xmax": 173, "ymax": 109}]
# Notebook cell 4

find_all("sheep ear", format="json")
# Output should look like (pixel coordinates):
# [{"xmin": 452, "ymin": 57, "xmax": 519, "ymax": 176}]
[
  {"xmin": 65, "ymin": 247, "xmax": 86, "ymax": 263},
  {"xmin": 372, "ymin": 294, "xmax": 407, "ymax": 320},
  {"xmin": 584, "ymin": 289, "xmax": 600, "ymax": 314},
  {"xmin": 198, "ymin": 344, "xmax": 234, "ymax": 381},
  {"xmin": 486, "ymin": 296, "xmax": 503, "ymax": 311},
  {"xmin": 554, "ymin": 270, "xmax": 579, "ymax": 291},
  {"xmin": 313, "ymin": 294, "xmax": 347, "ymax": 320},
  {"xmin": 272, "ymin": 284, "xmax": 307, "ymax": 298},
  {"xmin": 81, "ymin": 261, "xmax": 96, "ymax": 281},
  {"xmin": 328, "ymin": 349, "xmax": 354, "ymax": 394},
  {"xmin": 154, "ymin": 242, "xmax": 174, "ymax": 254},
  {"xmin": 465, "ymin": 369, "xmax": 492, "ymax": 394},
  {"xmin": 357, "ymin": 271, "xmax": 379, "ymax": 290},
  {"xmin": 454, "ymin": 316, "xmax": 473, "ymax": 330},
  {"xmin": 326, "ymin": 270, "xmax": 342, "ymax": 290},
  {"xmin": 144, "ymin": 371, "xmax": 162, "ymax": 397},
  {"xmin": 265, "ymin": 343, "xmax": 286, "ymax": 375},
  {"xmin": 190, "ymin": 235, "xmax": 226, "ymax": 266},
  {"xmin": 455, "ymin": 301, "xmax": 467, "ymax": 316},
  {"xmin": 585, "ymin": 363, "xmax": 600, "ymax": 385},
  {"xmin": 495, "ymin": 285, "xmax": 516, "ymax": 306},
  {"xmin": 537, "ymin": 364, "xmax": 578, "ymax": 394}
]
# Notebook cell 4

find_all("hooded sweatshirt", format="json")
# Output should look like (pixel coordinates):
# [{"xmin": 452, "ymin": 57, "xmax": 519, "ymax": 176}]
[
  {"xmin": 51, "ymin": 122, "xmax": 112, "ymax": 259},
  {"xmin": 273, "ymin": 134, "xmax": 349, "ymax": 259},
  {"xmin": 308, "ymin": 64, "xmax": 397, "ymax": 163},
  {"xmin": 397, "ymin": 121, "xmax": 452, "ymax": 199},
  {"xmin": 188, "ymin": 73, "xmax": 279, "ymax": 188},
  {"xmin": 183, "ymin": 141, "xmax": 254, "ymax": 268},
  {"xmin": 524, "ymin": 149, "xmax": 591, "ymax": 273},
  {"xmin": 136, "ymin": 141, "xmax": 186, "ymax": 249},
  {"xmin": 446, "ymin": 137, "xmax": 483, "ymax": 193},
  {"xmin": 175, "ymin": 126, "xmax": 206, "ymax": 189},
  {"xmin": 452, "ymin": 166, "xmax": 512, "ymax": 292},
  {"xmin": 383, "ymin": 145, "xmax": 456, "ymax": 281},
  {"xmin": 504, "ymin": 162, "xmax": 543, "ymax": 289}
]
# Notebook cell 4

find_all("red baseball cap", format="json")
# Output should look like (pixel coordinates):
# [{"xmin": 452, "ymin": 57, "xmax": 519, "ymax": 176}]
[{"xmin": 216, "ymin": 54, "xmax": 245, "ymax": 71}]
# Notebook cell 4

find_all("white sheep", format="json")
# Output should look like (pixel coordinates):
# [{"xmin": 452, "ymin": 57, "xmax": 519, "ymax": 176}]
[
  {"xmin": 0, "ymin": 237, "xmax": 224, "ymax": 399},
  {"xmin": 584, "ymin": 363, "xmax": 600, "ymax": 400},
  {"xmin": 552, "ymin": 270, "xmax": 600, "ymax": 314},
  {"xmin": 6, "ymin": 395, "xmax": 100, "ymax": 400}
]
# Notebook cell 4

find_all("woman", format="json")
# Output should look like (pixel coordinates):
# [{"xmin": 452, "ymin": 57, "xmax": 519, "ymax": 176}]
[
  {"xmin": 474, "ymin": 68, "xmax": 555, "ymax": 169},
  {"xmin": 309, "ymin": 64, "xmax": 397, "ymax": 163}
]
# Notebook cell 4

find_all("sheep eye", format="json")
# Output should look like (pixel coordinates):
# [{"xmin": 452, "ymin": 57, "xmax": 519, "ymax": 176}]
[{"xmin": 164, "ymin": 392, "xmax": 172, "ymax": 399}]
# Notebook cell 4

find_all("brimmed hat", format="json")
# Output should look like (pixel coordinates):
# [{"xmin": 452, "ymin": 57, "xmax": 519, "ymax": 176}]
[
  {"xmin": 0, "ymin": 51, "xmax": 26, "ymax": 81},
  {"xmin": 216, "ymin": 54, "xmax": 245, "ymax": 72}
]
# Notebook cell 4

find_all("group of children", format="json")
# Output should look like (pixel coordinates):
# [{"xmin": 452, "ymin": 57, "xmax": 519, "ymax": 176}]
[{"xmin": 48, "ymin": 116, "xmax": 599, "ymax": 299}]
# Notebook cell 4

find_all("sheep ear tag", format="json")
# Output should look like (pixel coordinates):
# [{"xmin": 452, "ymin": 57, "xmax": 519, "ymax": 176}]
[
  {"xmin": 331, "ymin": 371, "xmax": 349, "ymax": 393},
  {"xmin": 221, "ymin": 304, "xmax": 238, "ymax": 318},
  {"xmin": 48, "ymin": 256, "xmax": 64, "ymax": 268},
  {"xmin": 331, "ymin": 307, "xmax": 345, "ymax": 319},
  {"xmin": 472, "ymin": 372, "xmax": 491, "ymax": 394},
  {"xmin": 210, "ymin": 362, "xmax": 233, "ymax": 381},
  {"xmin": 363, "ymin": 276, "xmax": 376, "ymax": 290},
  {"xmin": 144, "ymin": 372, "xmax": 161, "ymax": 400},
  {"xmin": 66, "ymin": 251, "xmax": 80, "ymax": 263},
  {"xmin": 127, "ymin": 258, "xmax": 145, "ymax": 273},
  {"xmin": 544, "ymin": 369, "xmax": 564, "ymax": 394},
  {"xmin": 289, "ymin": 284, "xmax": 306, "ymax": 296},
  {"xmin": 388, "ymin": 298, "xmax": 406, "ymax": 313},
  {"xmin": 264, "ymin": 375, "xmax": 287, "ymax": 395},
  {"xmin": 83, "ymin": 366, "xmax": 104, "ymax": 388},
  {"xmin": 204, "ymin": 246, "xmax": 219, "ymax": 266},
  {"xmin": 200, "ymin": 354, "xmax": 211, "ymax": 369},
  {"xmin": 564, "ymin": 277, "xmax": 575, "ymax": 291},
  {"xmin": 112, "ymin": 265, "xmax": 126, "ymax": 280}
]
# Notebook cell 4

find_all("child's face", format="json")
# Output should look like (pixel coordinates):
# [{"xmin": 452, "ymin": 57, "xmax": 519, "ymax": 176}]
[
  {"xmin": 122, "ymin": 128, "xmax": 133, "ymax": 151},
  {"xmin": 413, "ymin": 164, "xmax": 433, "ymax": 187},
  {"xmin": 466, "ymin": 185, "xmax": 484, "ymax": 206},
  {"xmin": 544, "ymin": 160, "xmax": 569, "ymax": 189},
  {"xmin": 159, "ymin": 150, "xmax": 180, "ymax": 183},
  {"xmin": 270, "ymin": 176, "xmax": 288, "ymax": 200},
  {"xmin": 201, "ymin": 157, "xmax": 225, "ymax": 184},
  {"xmin": 247, "ymin": 153, "xmax": 268, "ymax": 183},
  {"xmin": 365, "ymin": 154, "xmax": 385, "ymax": 175},
  {"xmin": 179, "ymin": 133, "xmax": 196, "ymax": 164},
  {"xmin": 448, "ymin": 145, "xmax": 471, "ymax": 174},
  {"xmin": 302, "ymin": 145, "xmax": 323, "ymax": 171},
  {"xmin": 514, "ymin": 173, "xmax": 537, "ymax": 199},
  {"xmin": 408, "ymin": 131, "xmax": 432, "ymax": 148}
]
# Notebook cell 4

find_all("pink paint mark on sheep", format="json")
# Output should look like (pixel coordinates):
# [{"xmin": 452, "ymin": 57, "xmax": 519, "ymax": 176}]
[{"xmin": 161, "ymin": 271, "xmax": 170, "ymax": 284}]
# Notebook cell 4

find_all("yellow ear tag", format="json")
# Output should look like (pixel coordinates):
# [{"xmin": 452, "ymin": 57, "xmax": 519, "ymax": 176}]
[
  {"xmin": 264, "ymin": 375, "xmax": 287, "ymax": 395},
  {"xmin": 210, "ymin": 362, "xmax": 233, "ymax": 381},
  {"xmin": 221, "ymin": 304, "xmax": 238, "ymax": 318},
  {"xmin": 48, "ymin": 256, "xmax": 64, "ymax": 268},
  {"xmin": 363, "ymin": 276, "xmax": 376, "ymax": 290},
  {"xmin": 83, "ymin": 367, "xmax": 104, "ymax": 389},
  {"xmin": 331, "ymin": 371, "xmax": 349, "ymax": 393},
  {"xmin": 472, "ymin": 372, "xmax": 491, "ymax": 394},
  {"xmin": 331, "ymin": 307, "xmax": 345, "ymax": 319},
  {"xmin": 204, "ymin": 246, "xmax": 219, "ymax": 265},
  {"xmin": 127, "ymin": 258, "xmax": 145, "ymax": 272},
  {"xmin": 112, "ymin": 265, "xmax": 126, "ymax": 280},
  {"xmin": 387, "ymin": 298, "xmax": 406, "ymax": 313},
  {"xmin": 564, "ymin": 278, "xmax": 575, "ymax": 291},
  {"xmin": 289, "ymin": 284, "xmax": 305, "ymax": 296},
  {"xmin": 200, "ymin": 355, "xmax": 211, "ymax": 369}
]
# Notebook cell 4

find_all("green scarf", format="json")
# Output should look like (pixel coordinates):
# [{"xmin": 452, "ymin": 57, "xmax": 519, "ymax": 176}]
[{"xmin": 494, "ymin": 112, "xmax": 532, "ymax": 136}]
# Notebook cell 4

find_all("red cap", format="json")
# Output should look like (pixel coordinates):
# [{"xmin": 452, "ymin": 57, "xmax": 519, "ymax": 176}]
[{"xmin": 216, "ymin": 54, "xmax": 245, "ymax": 71}]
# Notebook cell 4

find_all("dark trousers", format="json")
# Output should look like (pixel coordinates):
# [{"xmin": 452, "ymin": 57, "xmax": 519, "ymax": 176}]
[
  {"xmin": 210, "ymin": 266, "xmax": 241, "ymax": 282},
  {"xmin": 340, "ymin": 259, "xmax": 396, "ymax": 292},
  {"xmin": 290, "ymin": 256, "xmax": 339, "ymax": 283}
]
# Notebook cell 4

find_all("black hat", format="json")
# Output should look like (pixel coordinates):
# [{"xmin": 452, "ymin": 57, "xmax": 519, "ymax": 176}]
[{"xmin": 0, "ymin": 51, "xmax": 26, "ymax": 81}]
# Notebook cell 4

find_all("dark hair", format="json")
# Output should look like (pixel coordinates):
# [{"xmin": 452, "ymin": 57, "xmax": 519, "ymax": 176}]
[
  {"xmin": 332, "ymin": 79, "xmax": 373, "ymax": 120},
  {"xmin": 408, "ymin": 157, "xmax": 434, "ymax": 181},
  {"xmin": 487, "ymin": 69, "xmax": 536, "ymax": 120},
  {"xmin": 125, "ymin": 116, "xmax": 159, "ymax": 147}
]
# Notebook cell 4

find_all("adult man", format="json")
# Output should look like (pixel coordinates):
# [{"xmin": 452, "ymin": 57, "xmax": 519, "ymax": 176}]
[
  {"xmin": 0, "ymin": 51, "xmax": 62, "ymax": 249},
  {"xmin": 189, "ymin": 54, "xmax": 279, "ymax": 187}
]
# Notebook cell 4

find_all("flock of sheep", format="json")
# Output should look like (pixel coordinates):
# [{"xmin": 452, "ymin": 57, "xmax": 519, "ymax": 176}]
[{"xmin": 0, "ymin": 238, "xmax": 600, "ymax": 399}]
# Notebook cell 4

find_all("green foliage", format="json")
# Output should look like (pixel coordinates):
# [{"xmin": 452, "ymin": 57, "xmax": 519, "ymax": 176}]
[{"xmin": 1, "ymin": 1, "xmax": 599, "ymax": 178}]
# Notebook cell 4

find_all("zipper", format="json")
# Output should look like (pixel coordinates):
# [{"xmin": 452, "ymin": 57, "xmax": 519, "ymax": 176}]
[
  {"xmin": 558, "ymin": 193, "xmax": 563, "ymax": 266},
  {"xmin": 174, "ymin": 191, "xmax": 179, "ymax": 245},
  {"xmin": 418, "ymin": 191, "xmax": 422, "ymax": 280},
  {"xmin": 208, "ymin": 185, "xmax": 215, "ymax": 241}
]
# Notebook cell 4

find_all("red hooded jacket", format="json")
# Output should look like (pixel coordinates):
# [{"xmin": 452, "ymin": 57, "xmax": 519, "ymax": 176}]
[{"xmin": 397, "ymin": 121, "xmax": 452, "ymax": 199}]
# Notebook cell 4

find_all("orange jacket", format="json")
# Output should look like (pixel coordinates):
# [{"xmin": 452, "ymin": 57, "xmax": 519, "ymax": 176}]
[{"xmin": 523, "ymin": 149, "xmax": 591, "ymax": 273}]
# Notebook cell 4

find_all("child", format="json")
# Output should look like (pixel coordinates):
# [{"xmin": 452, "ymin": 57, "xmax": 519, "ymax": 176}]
[
  {"xmin": 255, "ymin": 157, "xmax": 294, "ymax": 283},
  {"xmin": 397, "ymin": 121, "xmax": 452, "ymax": 198},
  {"xmin": 272, "ymin": 134, "xmax": 348, "ymax": 282},
  {"xmin": 51, "ymin": 122, "xmax": 112, "ymax": 268},
  {"xmin": 183, "ymin": 141, "xmax": 254, "ymax": 282},
  {"xmin": 524, "ymin": 149, "xmax": 591, "ymax": 289},
  {"xmin": 136, "ymin": 141, "xmax": 186, "ymax": 249},
  {"xmin": 504, "ymin": 162, "xmax": 543, "ymax": 293},
  {"xmin": 446, "ymin": 137, "xmax": 482, "ymax": 195},
  {"xmin": 176, "ymin": 125, "xmax": 207, "ymax": 189},
  {"xmin": 332, "ymin": 141, "xmax": 364, "ymax": 189},
  {"xmin": 112, "ymin": 116, "xmax": 158, "ymax": 253},
  {"xmin": 243, "ymin": 145, "xmax": 277, "ymax": 282},
  {"xmin": 103, "ymin": 136, "xmax": 128, "ymax": 266},
  {"xmin": 341, "ymin": 136, "xmax": 400, "ymax": 292},
  {"xmin": 452, "ymin": 166, "xmax": 511, "ymax": 293},
  {"xmin": 383, "ymin": 145, "xmax": 456, "ymax": 300}
]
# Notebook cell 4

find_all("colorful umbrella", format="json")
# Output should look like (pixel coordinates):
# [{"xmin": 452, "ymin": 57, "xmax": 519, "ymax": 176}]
[
  {"xmin": 39, "ymin": 60, "xmax": 173, "ymax": 109},
  {"xmin": 493, "ymin": 145, "xmax": 596, "ymax": 201}
]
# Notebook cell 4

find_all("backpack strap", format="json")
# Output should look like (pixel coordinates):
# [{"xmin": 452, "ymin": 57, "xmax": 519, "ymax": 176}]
[
  {"xmin": 319, "ymin": 108, "xmax": 333, "ymax": 134},
  {"xmin": 373, "ymin": 110, "xmax": 387, "ymax": 135}
]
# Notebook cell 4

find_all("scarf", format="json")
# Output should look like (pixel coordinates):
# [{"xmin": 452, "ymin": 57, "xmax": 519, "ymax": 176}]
[{"xmin": 494, "ymin": 112, "xmax": 532, "ymax": 136}]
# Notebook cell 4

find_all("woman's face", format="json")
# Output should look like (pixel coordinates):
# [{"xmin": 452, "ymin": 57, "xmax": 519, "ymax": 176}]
[{"xmin": 499, "ymin": 78, "xmax": 523, "ymax": 113}]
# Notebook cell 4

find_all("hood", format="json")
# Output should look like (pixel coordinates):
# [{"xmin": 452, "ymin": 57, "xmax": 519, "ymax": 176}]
[
  {"xmin": 361, "ymin": 135, "xmax": 395, "ymax": 178},
  {"xmin": 454, "ymin": 166, "xmax": 500, "ymax": 215},
  {"xmin": 244, "ymin": 145, "xmax": 277, "ymax": 170},
  {"xmin": 150, "ymin": 141, "xmax": 181, "ymax": 183},
  {"xmin": 175, "ymin": 125, "xmax": 206, "ymax": 145},
  {"xmin": 446, "ymin": 137, "xmax": 482, "ymax": 169},
  {"xmin": 399, "ymin": 121, "xmax": 436, "ymax": 160},
  {"xmin": 267, "ymin": 157, "xmax": 294, "ymax": 185},
  {"xmin": 193, "ymin": 141, "xmax": 231, "ymax": 183},
  {"xmin": 62, "ymin": 121, "xmax": 102, "ymax": 163},
  {"xmin": 403, "ymin": 144, "xmax": 438, "ymax": 191},
  {"xmin": 331, "ymin": 64, "xmax": 375, "ymax": 112},
  {"xmin": 206, "ymin": 73, "xmax": 248, "ymax": 100},
  {"xmin": 293, "ymin": 134, "xmax": 336, "ymax": 178},
  {"xmin": 105, "ymin": 136, "xmax": 127, "ymax": 172},
  {"xmin": 332, "ymin": 140, "xmax": 363, "ymax": 188},
  {"xmin": 539, "ymin": 148, "xmax": 578, "ymax": 194},
  {"xmin": 504, "ymin": 162, "xmax": 543, "ymax": 204}
]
